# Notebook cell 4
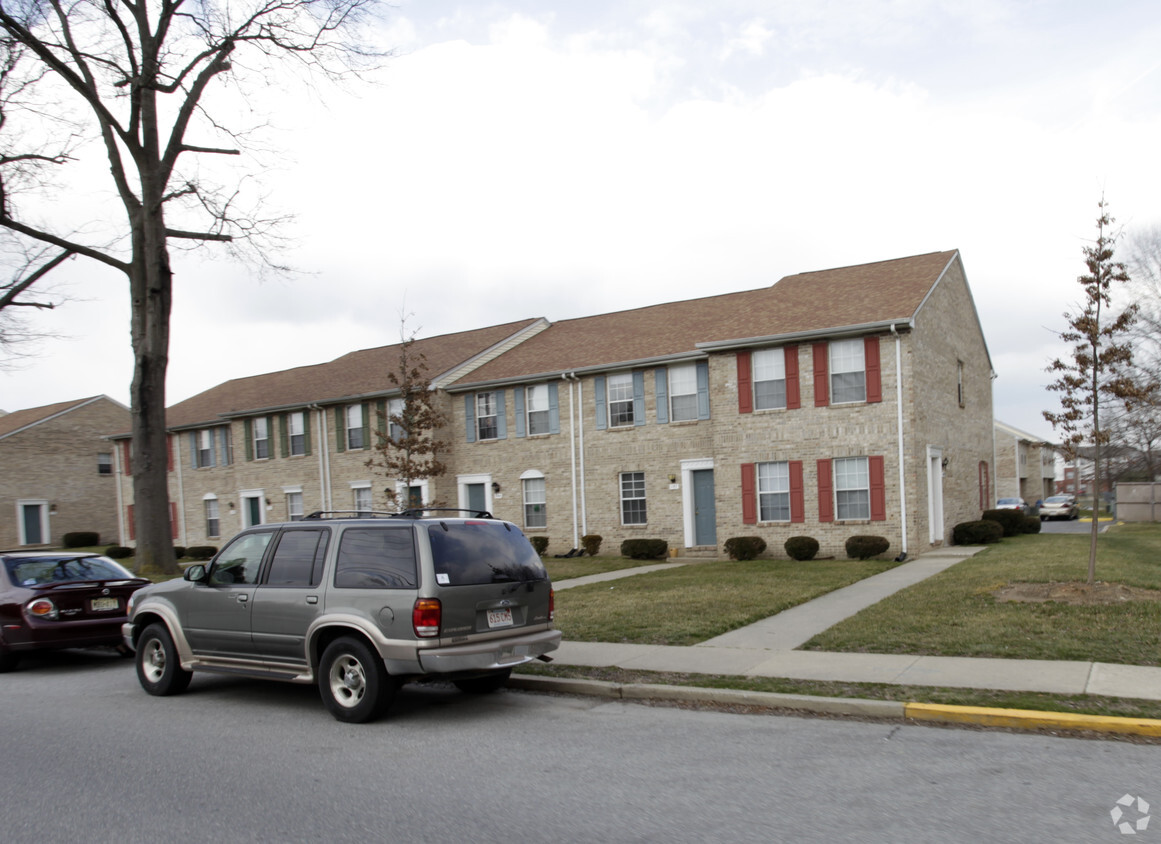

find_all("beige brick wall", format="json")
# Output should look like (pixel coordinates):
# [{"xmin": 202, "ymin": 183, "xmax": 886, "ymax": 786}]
[{"xmin": 1, "ymin": 399, "xmax": 129, "ymax": 547}]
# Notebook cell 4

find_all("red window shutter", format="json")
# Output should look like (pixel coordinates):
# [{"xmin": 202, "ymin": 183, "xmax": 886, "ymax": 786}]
[
  {"xmin": 736, "ymin": 351, "xmax": 753, "ymax": 414},
  {"xmin": 789, "ymin": 460, "xmax": 805, "ymax": 523},
  {"xmin": 127, "ymin": 504, "xmax": 135, "ymax": 541},
  {"xmin": 170, "ymin": 502, "xmax": 179, "ymax": 539},
  {"xmin": 741, "ymin": 463, "xmax": 757, "ymax": 524},
  {"xmin": 785, "ymin": 345, "xmax": 801, "ymax": 409},
  {"xmin": 869, "ymin": 455, "xmax": 886, "ymax": 521},
  {"xmin": 865, "ymin": 336, "xmax": 882, "ymax": 403},
  {"xmin": 122, "ymin": 441, "xmax": 132, "ymax": 475},
  {"xmin": 813, "ymin": 343, "xmax": 829, "ymax": 407},
  {"xmin": 817, "ymin": 459, "xmax": 834, "ymax": 523}
]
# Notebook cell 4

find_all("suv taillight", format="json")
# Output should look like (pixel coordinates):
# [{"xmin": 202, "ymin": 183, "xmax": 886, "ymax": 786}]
[{"xmin": 413, "ymin": 598, "xmax": 441, "ymax": 638}]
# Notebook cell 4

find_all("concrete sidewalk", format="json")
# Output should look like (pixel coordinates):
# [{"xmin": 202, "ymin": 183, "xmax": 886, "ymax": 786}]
[{"xmin": 544, "ymin": 549, "xmax": 1161, "ymax": 709}]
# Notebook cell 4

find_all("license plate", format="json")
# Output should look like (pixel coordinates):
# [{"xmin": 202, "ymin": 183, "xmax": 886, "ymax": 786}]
[
  {"xmin": 486, "ymin": 608, "xmax": 514, "ymax": 629},
  {"xmin": 90, "ymin": 597, "xmax": 119, "ymax": 612}
]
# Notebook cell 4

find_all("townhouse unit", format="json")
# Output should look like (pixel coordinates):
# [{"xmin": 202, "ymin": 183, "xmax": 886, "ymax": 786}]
[
  {"xmin": 993, "ymin": 420, "xmax": 1056, "ymax": 506},
  {"xmin": 114, "ymin": 250, "xmax": 996, "ymax": 559},
  {"xmin": 1, "ymin": 396, "xmax": 130, "ymax": 547}
]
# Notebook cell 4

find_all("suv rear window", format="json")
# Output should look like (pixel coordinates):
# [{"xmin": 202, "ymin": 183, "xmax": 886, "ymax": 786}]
[
  {"xmin": 427, "ymin": 521, "xmax": 548, "ymax": 586},
  {"xmin": 334, "ymin": 527, "xmax": 418, "ymax": 589}
]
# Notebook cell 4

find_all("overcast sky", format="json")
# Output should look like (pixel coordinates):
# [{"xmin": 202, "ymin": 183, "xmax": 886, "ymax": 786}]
[{"xmin": 3, "ymin": 0, "xmax": 1160, "ymax": 442}]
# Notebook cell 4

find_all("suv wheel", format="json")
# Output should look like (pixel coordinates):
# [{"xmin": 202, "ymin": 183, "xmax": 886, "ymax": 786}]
[
  {"xmin": 136, "ymin": 623, "xmax": 193, "ymax": 696},
  {"xmin": 454, "ymin": 668, "xmax": 512, "ymax": 695},
  {"xmin": 319, "ymin": 637, "xmax": 395, "ymax": 723}
]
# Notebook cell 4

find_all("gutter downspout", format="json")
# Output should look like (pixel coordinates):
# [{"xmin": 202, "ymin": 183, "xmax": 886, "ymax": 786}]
[
  {"xmin": 564, "ymin": 372, "xmax": 588, "ymax": 546},
  {"xmin": 111, "ymin": 438, "xmax": 126, "ymax": 545},
  {"xmin": 891, "ymin": 325, "xmax": 908, "ymax": 558},
  {"xmin": 311, "ymin": 405, "xmax": 331, "ymax": 510},
  {"xmin": 564, "ymin": 373, "xmax": 579, "ymax": 549},
  {"xmin": 174, "ymin": 434, "xmax": 186, "ymax": 544}
]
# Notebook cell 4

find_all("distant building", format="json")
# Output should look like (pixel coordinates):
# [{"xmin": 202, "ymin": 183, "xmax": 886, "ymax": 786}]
[
  {"xmin": 993, "ymin": 420, "xmax": 1056, "ymax": 505},
  {"xmin": 0, "ymin": 396, "xmax": 130, "ymax": 547}
]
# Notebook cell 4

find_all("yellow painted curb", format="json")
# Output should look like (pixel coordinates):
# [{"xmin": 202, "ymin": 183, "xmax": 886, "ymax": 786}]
[{"xmin": 904, "ymin": 702, "xmax": 1161, "ymax": 737}]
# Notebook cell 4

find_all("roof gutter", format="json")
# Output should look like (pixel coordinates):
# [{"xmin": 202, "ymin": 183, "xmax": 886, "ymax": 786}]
[
  {"xmin": 447, "ymin": 350, "xmax": 709, "ymax": 394},
  {"xmin": 694, "ymin": 318, "xmax": 915, "ymax": 354}
]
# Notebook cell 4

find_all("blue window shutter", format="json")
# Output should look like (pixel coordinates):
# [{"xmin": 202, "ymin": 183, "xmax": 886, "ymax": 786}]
[
  {"xmin": 514, "ymin": 388, "xmax": 526, "ymax": 438},
  {"xmin": 189, "ymin": 432, "xmax": 198, "ymax": 469},
  {"xmin": 496, "ymin": 390, "xmax": 507, "ymax": 439},
  {"xmin": 548, "ymin": 382, "xmax": 560, "ymax": 434},
  {"xmin": 594, "ymin": 376, "xmax": 607, "ymax": 430},
  {"xmin": 696, "ymin": 360, "xmax": 710, "ymax": 420},
  {"xmin": 217, "ymin": 427, "xmax": 229, "ymax": 465},
  {"xmin": 655, "ymin": 367, "xmax": 669, "ymax": 424},
  {"xmin": 208, "ymin": 430, "xmax": 217, "ymax": 468},
  {"xmin": 632, "ymin": 371, "xmax": 645, "ymax": 427},
  {"xmin": 465, "ymin": 395, "xmax": 477, "ymax": 443}
]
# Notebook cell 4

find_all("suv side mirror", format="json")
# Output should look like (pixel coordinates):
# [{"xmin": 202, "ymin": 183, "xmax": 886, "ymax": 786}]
[{"xmin": 184, "ymin": 564, "xmax": 208, "ymax": 583}]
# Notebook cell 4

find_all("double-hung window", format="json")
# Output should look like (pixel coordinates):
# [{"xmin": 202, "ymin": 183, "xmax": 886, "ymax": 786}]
[
  {"xmin": 757, "ymin": 461, "xmax": 791, "ymax": 522},
  {"xmin": 288, "ymin": 412, "xmax": 306, "ymax": 456},
  {"xmin": 620, "ymin": 472, "xmax": 647, "ymax": 525},
  {"xmin": 204, "ymin": 497, "xmax": 221, "ymax": 538},
  {"xmin": 668, "ymin": 364, "xmax": 698, "ymax": 422},
  {"xmin": 253, "ymin": 417, "xmax": 270, "ymax": 459},
  {"xmin": 830, "ymin": 339, "xmax": 866, "ymax": 404},
  {"xmin": 608, "ymin": 374, "xmax": 635, "ymax": 427},
  {"xmin": 286, "ymin": 490, "xmax": 304, "ymax": 521},
  {"xmin": 753, "ymin": 348, "xmax": 787, "ymax": 410},
  {"xmin": 526, "ymin": 385, "xmax": 550, "ymax": 435},
  {"xmin": 835, "ymin": 457, "xmax": 870, "ymax": 520},
  {"xmin": 197, "ymin": 430, "xmax": 214, "ymax": 466},
  {"xmin": 476, "ymin": 392, "xmax": 499, "ymax": 441},
  {"xmin": 97, "ymin": 452, "xmax": 112, "ymax": 476},
  {"xmin": 353, "ymin": 485, "xmax": 372, "ymax": 514},
  {"xmin": 523, "ymin": 477, "xmax": 547, "ymax": 528},
  {"xmin": 346, "ymin": 404, "xmax": 365, "ymax": 450},
  {"xmin": 388, "ymin": 398, "xmax": 406, "ymax": 442}
]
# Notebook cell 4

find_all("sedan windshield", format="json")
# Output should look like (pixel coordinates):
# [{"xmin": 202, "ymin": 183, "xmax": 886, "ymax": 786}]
[{"xmin": 4, "ymin": 555, "xmax": 136, "ymax": 587}]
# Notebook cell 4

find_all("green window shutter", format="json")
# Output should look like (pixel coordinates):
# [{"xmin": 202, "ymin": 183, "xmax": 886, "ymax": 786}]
[
  {"xmin": 361, "ymin": 403, "xmax": 371, "ymax": 448},
  {"xmin": 335, "ymin": 406, "xmax": 345, "ymax": 452},
  {"xmin": 279, "ymin": 413, "xmax": 289, "ymax": 458},
  {"xmin": 244, "ymin": 419, "xmax": 253, "ymax": 462},
  {"xmin": 303, "ymin": 411, "xmax": 313, "ymax": 456}
]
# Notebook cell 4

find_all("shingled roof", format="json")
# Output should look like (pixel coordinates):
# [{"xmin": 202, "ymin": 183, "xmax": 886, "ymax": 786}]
[
  {"xmin": 0, "ymin": 396, "xmax": 115, "ymax": 440},
  {"xmin": 163, "ymin": 319, "xmax": 542, "ymax": 430},
  {"xmin": 453, "ymin": 250, "xmax": 961, "ymax": 387}
]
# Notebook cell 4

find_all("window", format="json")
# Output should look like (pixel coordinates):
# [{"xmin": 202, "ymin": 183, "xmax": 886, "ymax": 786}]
[
  {"xmin": 335, "ymin": 528, "xmax": 417, "ymax": 589},
  {"xmin": 195, "ymin": 429, "xmax": 214, "ymax": 467},
  {"xmin": 288, "ymin": 411, "xmax": 306, "ymax": 456},
  {"xmin": 97, "ymin": 453, "xmax": 112, "ymax": 475},
  {"xmin": 253, "ymin": 417, "xmax": 270, "ymax": 459},
  {"xmin": 829, "ymin": 339, "xmax": 866, "ymax": 404},
  {"xmin": 204, "ymin": 497, "xmax": 220, "ymax": 538},
  {"xmin": 753, "ymin": 349, "xmax": 787, "ymax": 410},
  {"xmin": 346, "ymin": 404, "xmax": 365, "ymax": 450},
  {"xmin": 620, "ymin": 472, "xmax": 647, "ymax": 525},
  {"xmin": 210, "ymin": 530, "xmax": 273, "ymax": 585},
  {"xmin": 388, "ymin": 398, "xmax": 405, "ymax": 442},
  {"xmin": 835, "ymin": 457, "xmax": 870, "ymax": 520},
  {"xmin": 476, "ymin": 392, "xmax": 499, "ymax": 440},
  {"xmin": 353, "ymin": 485, "xmax": 372, "ymax": 514},
  {"xmin": 608, "ymin": 373, "xmax": 634, "ymax": 427},
  {"xmin": 523, "ymin": 477, "xmax": 547, "ymax": 528},
  {"xmin": 957, "ymin": 360, "xmax": 965, "ymax": 407},
  {"xmin": 526, "ymin": 385, "xmax": 550, "ymax": 435},
  {"xmin": 668, "ymin": 364, "xmax": 698, "ymax": 422},
  {"xmin": 265, "ymin": 528, "xmax": 328, "ymax": 588},
  {"xmin": 286, "ymin": 491, "xmax": 304, "ymax": 521},
  {"xmin": 757, "ymin": 461, "xmax": 791, "ymax": 522}
]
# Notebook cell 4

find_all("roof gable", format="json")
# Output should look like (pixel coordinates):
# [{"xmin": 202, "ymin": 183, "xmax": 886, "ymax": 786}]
[{"xmin": 0, "ymin": 396, "xmax": 125, "ymax": 440}]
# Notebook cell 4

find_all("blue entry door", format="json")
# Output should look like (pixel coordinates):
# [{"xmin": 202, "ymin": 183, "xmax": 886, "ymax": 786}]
[{"xmin": 692, "ymin": 470, "xmax": 716, "ymax": 546}]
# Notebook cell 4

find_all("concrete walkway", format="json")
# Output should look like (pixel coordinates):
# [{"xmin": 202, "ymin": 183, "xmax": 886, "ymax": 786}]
[{"xmin": 548, "ymin": 549, "xmax": 1161, "ymax": 703}]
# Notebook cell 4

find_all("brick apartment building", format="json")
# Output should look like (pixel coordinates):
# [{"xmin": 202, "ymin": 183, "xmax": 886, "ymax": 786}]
[{"xmin": 113, "ymin": 250, "xmax": 996, "ymax": 559}]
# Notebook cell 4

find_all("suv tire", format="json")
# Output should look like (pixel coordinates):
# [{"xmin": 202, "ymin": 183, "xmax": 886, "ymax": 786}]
[
  {"xmin": 319, "ymin": 636, "xmax": 396, "ymax": 723},
  {"xmin": 137, "ymin": 623, "xmax": 193, "ymax": 696},
  {"xmin": 453, "ymin": 668, "xmax": 512, "ymax": 694}
]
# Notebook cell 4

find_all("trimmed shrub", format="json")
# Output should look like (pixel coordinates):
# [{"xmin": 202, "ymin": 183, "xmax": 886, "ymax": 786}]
[
  {"xmin": 186, "ymin": 545, "xmax": 218, "ymax": 561},
  {"xmin": 845, "ymin": 535, "xmax": 890, "ymax": 560},
  {"xmin": 581, "ymin": 534, "xmax": 603, "ymax": 556},
  {"xmin": 952, "ymin": 520, "xmax": 1004, "ymax": 545},
  {"xmin": 723, "ymin": 536, "xmax": 767, "ymax": 561},
  {"xmin": 620, "ymin": 538, "xmax": 668, "ymax": 560},
  {"xmin": 784, "ymin": 536, "xmax": 820, "ymax": 561},
  {"xmin": 530, "ymin": 536, "xmax": 549, "ymax": 556},
  {"xmin": 1022, "ymin": 516, "xmax": 1041, "ymax": 535},
  {"xmin": 173, "ymin": 546, "xmax": 187, "ymax": 560},
  {"xmin": 104, "ymin": 545, "xmax": 133, "ymax": 559},
  {"xmin": 63, "ymin": 531, "xmax": 99, "ymax": 548},
  {"xmin": 981, "ymin": 508, "xmax": 1026, "ymax": 538}
]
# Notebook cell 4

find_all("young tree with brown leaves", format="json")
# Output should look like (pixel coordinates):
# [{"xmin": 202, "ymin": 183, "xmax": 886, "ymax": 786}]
[{"xmin": 1044, "ymin": 199, "xmax": 1143, "ymax": 584}]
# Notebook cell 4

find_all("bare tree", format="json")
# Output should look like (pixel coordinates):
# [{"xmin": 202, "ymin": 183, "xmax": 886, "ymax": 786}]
[
  {"xmin": 0, "ymin": 0, "xmax": 384, "ymax": 572},
  {"xmin": 365, "ymin": 319, "xmax": 449, "ymax": 512},
  {"xmin": 1044, "ymin": 199, "xmax": 1143, "ymax": 584}
]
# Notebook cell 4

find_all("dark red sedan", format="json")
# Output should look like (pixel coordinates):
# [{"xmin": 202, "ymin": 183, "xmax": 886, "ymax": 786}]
[{"xmin": 0, "ymin": 551, "xmax": 149, "ymax": 672}]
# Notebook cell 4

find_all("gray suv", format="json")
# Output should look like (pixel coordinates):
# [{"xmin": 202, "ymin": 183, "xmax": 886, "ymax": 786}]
[{"xmin": 123, "ymin": 510, "xmax": 561, "ymax": 722}]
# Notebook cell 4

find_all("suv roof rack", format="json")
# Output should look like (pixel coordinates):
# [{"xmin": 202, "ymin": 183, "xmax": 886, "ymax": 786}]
[
  {"xmin": 300, "ymin": 508, "xmax": 496, "ymax": 522},
  {"xmin": 392, "ymin": 508, "xmax": 495, "ymax": 520}
]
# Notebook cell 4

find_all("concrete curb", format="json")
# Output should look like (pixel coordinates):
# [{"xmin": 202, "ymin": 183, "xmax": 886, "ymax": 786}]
[{"xmin": 507, "ymin": 675, "xmax": 1161, "ymax": 737}]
